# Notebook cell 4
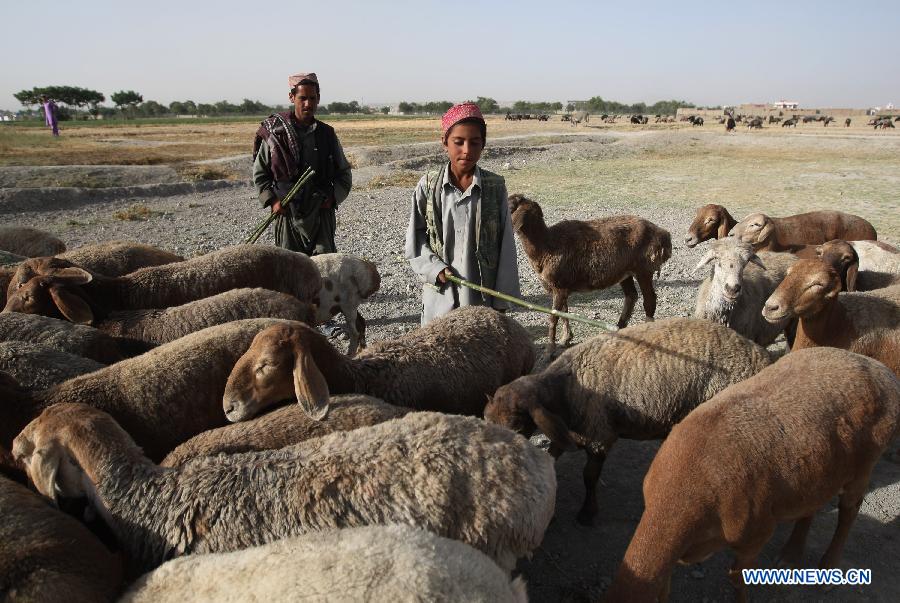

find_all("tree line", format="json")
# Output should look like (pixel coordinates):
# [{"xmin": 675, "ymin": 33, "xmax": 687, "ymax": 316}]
[{"xmin": 12, "ymin": 86, "xmax": 697, "ymax": 120}]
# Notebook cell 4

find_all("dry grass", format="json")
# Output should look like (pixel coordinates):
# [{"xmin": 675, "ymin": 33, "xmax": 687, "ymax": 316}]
[
  {"xmin": 365, "ymin": 170, "xmax": 422, "ymax": 189},
  {"xmin": 112, "ymin": 204, "xmax": 157, "ymax": 221}
]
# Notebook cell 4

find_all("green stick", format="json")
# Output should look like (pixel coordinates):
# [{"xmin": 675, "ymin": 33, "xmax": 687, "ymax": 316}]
[
  {"xmin": 245, "ymin": 167, "xmax": 316, "ymax": 244},
  {"xmin": 444, "ymin": 274, "xmax": 619, "ymax": 332}
]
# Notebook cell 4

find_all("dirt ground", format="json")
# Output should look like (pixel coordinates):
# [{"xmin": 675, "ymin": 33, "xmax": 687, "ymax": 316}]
[{"xmin": 1, "ymin": 118, "xmax": 898, "ymax": 602}]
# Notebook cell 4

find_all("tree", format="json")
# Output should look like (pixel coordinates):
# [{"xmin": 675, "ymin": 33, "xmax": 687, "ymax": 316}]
[
  {"xmin": 473, "ymin": 97, "xmax": 499, "ymax": 114},
  {"xmin": 139, "ymin": 100, "xmax": 167, "ymax": 117},
  {"xmin": 110, "ymin": 90, "xmax": 143, "ymax": 118},
  {"xmin": 380, "ymin": 106, "xmax": 390, "ymax": 115},
  {"xmin": 169, "ymin": 101, "xmax": 186, "ymax": 115}
]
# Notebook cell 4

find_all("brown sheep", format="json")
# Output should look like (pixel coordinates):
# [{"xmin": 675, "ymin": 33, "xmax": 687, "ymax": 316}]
[
  {"xmin": 3, "ymin": 245, "xmax": 321, "ymax": 324},
  {"xmin": 0, "ymin": 475, "xmax": 123, "ymax": 602},
  {"xmin": 762, "ymin": 259, "xmax": 900, "ymax": 351},
  {"xmin": 223, "ymin": 306, "xmax": 534, "ymax": 422},
  {"xmin": 0, "ymin": 226, "xmax": 66, "ymax": 257},
  {"xmin": 605, "ymin": 347, "xmax": 900, "ymax": 602},
  {"xmin": 849, "ymin": 329, "xmax": 900, "ymax": 375},
  {"xmin": 684, "ymin": 204, "xmax": 738, "ymax": 247},
  {"xmin": 730, "ymin": 211, "xmax": 877, "ymax": 252},
  {"xmin": 508, "ymin": 194, "xmax": 671, "ymax": 346}
]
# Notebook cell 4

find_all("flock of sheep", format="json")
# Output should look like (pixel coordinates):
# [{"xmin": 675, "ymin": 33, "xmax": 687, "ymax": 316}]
[{"xmin": 0, "ymin": 195, "xmax": 898, "ymax": 603}]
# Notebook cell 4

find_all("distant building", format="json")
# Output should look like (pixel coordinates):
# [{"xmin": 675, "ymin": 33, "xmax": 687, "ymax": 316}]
[{"xmin": 772, "ymin": 100, "xmax": 800, "ymax": 109}]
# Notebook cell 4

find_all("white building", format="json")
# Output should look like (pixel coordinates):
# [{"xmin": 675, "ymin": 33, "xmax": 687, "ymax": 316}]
[{"xmin": 772, "ymin": 100, "xmax": 800, "ymax": 109}]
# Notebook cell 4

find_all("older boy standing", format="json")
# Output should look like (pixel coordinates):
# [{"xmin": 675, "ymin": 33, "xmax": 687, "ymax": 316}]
[{"xmin": 253, "ymin": 72, "xmax": 352, "ymax": 256}]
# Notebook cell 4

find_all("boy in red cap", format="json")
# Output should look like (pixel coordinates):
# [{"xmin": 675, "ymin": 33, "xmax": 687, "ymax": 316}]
[{"xmin": 405, "ymin": 103, "xmax": 520, "ymax": 324}]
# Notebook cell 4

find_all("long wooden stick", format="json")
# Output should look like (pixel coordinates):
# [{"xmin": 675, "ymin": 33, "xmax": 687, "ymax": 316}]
[
  {"xmin": 245, "ymin": 167, "xmax": 316, "ymax": 244},
  {"xmin": 444, "ymin": 274, "xmax": 619, "ymax": 332}
]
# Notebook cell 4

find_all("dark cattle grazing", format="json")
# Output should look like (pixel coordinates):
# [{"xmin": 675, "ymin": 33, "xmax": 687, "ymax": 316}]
[
  {"xmin": 782, "ymin": 118, "xmax": 798, "ymax": 127},
  {"xmin": 748, "ymin": 118, "xmax": 763, "ymax": 130}
]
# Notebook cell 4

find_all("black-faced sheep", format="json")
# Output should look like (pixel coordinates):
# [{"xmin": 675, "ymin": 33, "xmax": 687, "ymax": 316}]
[
  {"xmin": 0, "ymin": 475, "xmax": 123, "ymax": 602},
  {"xmin": 120, "ymin": 525, "xmax": 527, "ymax": 603},
  {"xmin": 161, "ymin": 394, "xmax": 408, "ymax": 467},
  {"xmin": 223, "ymin": 306, "xmax": 534, "ymax": 421},
  {"xmin": 730, "ymin": 211, "xmax": 877, "ymax": 252},
  {"xmin": 0, "ymin": 226, "xmax": 66, "ymax": 257},
  {"xmin": 693, "ymin": 238, "xmax": 797, "ymax": 346},
  {"xmin": 684, "ymin": 203, "xmax": 738, "ymax": 247},
  {"xmin": 605, "ymin": 347, "xmax": 900, "ymax": 602},
  {"xmin": 508, "ymin": 194, "xmax": 671, "ymax": 346},
  {"xmin": 3, "ymin": 244, "xmax": 321, "ymax": 324},
  {"xmin": 484, "ymin": 317, "xmax": 771, "ymax": 524},
  {"xmin": 763, "ymin": 259, "xmax": 900, "ymax": 351},
  {"xmin": 14, "ymin": 404, "xmax": 556, "ymax": 576}
]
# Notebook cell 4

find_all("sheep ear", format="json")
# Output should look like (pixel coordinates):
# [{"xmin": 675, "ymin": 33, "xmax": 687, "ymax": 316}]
[
  {"xmin": 48, "ymin": 267, "xmax": 93, "ymax": 285},
  {"xmin": 843, "ymin": 262, "xmax": 858, "ymax": 292},
  {"xmin": 292, "ymin": 350, "xmax": 330, "ymax": 421},
  {"xmin": 528, "ymin": 405, "xmax": 581, "ymax": 452},
  {"xmin": 749, "ymin": 254, "xmax": 766, "ymax": 270},
  {"xmin": 756, "ymin": 221, "xmax": 774, "ymax": 246},
  {"xmin": 49, "ymin": 287, "xmax": 94, "ymax": 325},
  {"xmin": 716, "ymin": 219, "xmax": 730, "ymax": 239},
  {"xmin": 693, "ymin": 250, "xmax": 715, "ymax": 273},
  {"xmin": 28, "ymin": 445, "xmax": 62, "ymax": 505}
]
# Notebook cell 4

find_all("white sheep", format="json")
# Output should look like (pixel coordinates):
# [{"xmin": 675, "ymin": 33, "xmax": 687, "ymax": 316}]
[
  {"xmin": 14, "ymin": 405, "xmax": 556, "ymax": 577},
  {"xmin": 850, "ymin": 240, "xmax": 900, "ymax": 274},
  {"xmin": 693, "ymin": 237, "xmax": 797, "ymax": 346},
  {"xmin": 120, "ymin": 525, "xmax": 527, "ymax": 603},
  {"xmin": 311, "ymin": 253, "xmax": 381, "ymax": 356},
  {"xmin": 485, "ymin": 317, "xmax": 771, "ymax": 525},
  {"xmin": 223, "ymin": 305, "xmax": 535, "ymax": 422}
]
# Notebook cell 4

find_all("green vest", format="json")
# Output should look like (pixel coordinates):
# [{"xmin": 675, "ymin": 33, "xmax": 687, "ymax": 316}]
[{"xmin": 421, "ymin": 165, "xmax": 504, "ymax": 293}]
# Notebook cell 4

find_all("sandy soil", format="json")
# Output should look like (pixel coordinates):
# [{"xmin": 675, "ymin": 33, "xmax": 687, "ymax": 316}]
[{"xmin": 1, "ymin": 124, "xmax": 898, "ymax": 602}]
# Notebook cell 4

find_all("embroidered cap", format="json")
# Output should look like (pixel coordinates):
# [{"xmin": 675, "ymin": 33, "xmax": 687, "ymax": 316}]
[
  {"xmin": 289, "ymin": 72, "xmax": 318, "ymax": 89},
  {"xmin": 441, "ymin": 102, "xmax": 485, "ymax": 135}
]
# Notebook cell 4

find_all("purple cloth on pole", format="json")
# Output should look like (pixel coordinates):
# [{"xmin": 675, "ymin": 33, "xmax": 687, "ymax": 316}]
[{"xmin": 43, "ymin": 101, "xmax": 59, "ymax": 135}]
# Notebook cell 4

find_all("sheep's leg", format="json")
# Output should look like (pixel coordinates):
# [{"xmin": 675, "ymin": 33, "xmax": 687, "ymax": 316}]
[
  {"xmin": 618, "ymin": 277, "xmax": 638, "ymax": 328},
  {"xmin": 548, "ymin": 289, "xmax": 568, "ymax": 349},
  {"xmin": 560, "ymin": 297, "xmax": 574, "ymax": 346},
  {"xmin": 819, "ymin": 488, "xmax": 864, "ymax": 568},
  {"xmin": 776, "ymin": 515, "xmax": 814, "ymax": 566},
  {"xmin": 635, "ymin": 272, "xmax": 657, "ymax": 321},
  {"xmin": 576, "ymin": 450, "xmax": 606, "ymax": 526},
  {"xmin": 355, "ymin": 313, "xmax": 367, "ymax": 350},
  {"xmin": 343, "ymin": 305, "xmax": 361, "ymax": 357},
  {"xmin": 728, "ymin": 534, "xmax": 770, "ymax": 603}
]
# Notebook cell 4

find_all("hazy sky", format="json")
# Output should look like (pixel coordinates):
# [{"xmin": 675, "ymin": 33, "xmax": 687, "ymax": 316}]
[{"xmin": 2, "ymin": 0, "xmax": 898, "ymax": 112}]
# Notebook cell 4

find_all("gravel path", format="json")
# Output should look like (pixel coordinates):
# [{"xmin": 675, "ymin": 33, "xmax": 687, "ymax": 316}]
[{"xmin": 2, "ymin": 132, "xmax": 898, "ymax": 602}]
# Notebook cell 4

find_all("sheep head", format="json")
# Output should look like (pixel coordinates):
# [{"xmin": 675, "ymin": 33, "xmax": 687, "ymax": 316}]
[
  {"xmin": 507, "ymin": 194, "xmax": 544, "ymax": 228},
  {"xmin": 2, "ymin": 269, "xmax": 94, "ymax": 325},
  {"xmin": 817, "ymin": 240, "xmax": 859, "ymax": 292},
  {"xmin": 685, "ymin": 204, "xmax": 734, "ymax": 247},
  {"xmin": 731, "ymin": 213, "xmax": 775, "ymax": 249},
  {"xmin": 484, "ymin": 377, "xmax": 583, "ymax": 455},
  {"xmin": 763, "ymin": 259, "xmax": 841, "ymax": 323},
  {"xmin": 12, "ymin": 403, "xmax": 120, "ymax": 504},
  {"xmin": 7, "ymin": 256, "xmax": 80, "ymax": 294},
  {"xmin": 694, "ymin": 238, "xmax": 765, "ymax": 302},
  {"xmin": 224, "ymin": 323, "xmax": 330, "ymax": 423}
]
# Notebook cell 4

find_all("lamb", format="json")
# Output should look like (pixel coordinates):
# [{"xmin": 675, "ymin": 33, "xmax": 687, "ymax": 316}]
[
  {"xmin": 0, "ymin": 341, "xmax": 104, "ymax": 390},
  {"xmin": 5, "ymin": 240, "xmax": 183, "ymax": 300},
  {"xmin": 121, "ymin": 524, "xmax": 527, "ymax": 603},
  {"xmin": 849, "ymin": 329, "xmax": 900, "ymax": 375},
  {"xmin": 0, "ymin": 225, "xmax": 66, "ymax": 257},
  {"xmin": 0, "ymin": 312, "xmax": 152, "ymax": 363},
  {"xmin": 3, "ymin": 244, "xmax": 322, "ymax": 324},
  {"xmin": 0, "ymin": 475, "xmax": 123, "ymax": 603},
  {"xmin": 161, "ymin": 394, "xmax": 408, "ymax": 467},
  {"xmin": 763, "ymin": 259, "xmax": 900, "ymax": 351},
  {"xmin": 14, "ymin": 404, "xmax": 556, "ymax": 576},
  {"xmin": 93, "ymin": 288, "xmax": 317, "ymax": 345},
  {"xmin": 223, "ymin": 305, "xmax": 535, "ymax": 422},
  {"xmin": 311, "ymin": 253, "xmax": 381, "ymax": 356},
  {"xmin": 484, "ymin": 317, "xmax": 771, "ymax": 525},
  {"xmin": 604, "ymin": 347, "xmax": 900, "ymax": 603},
  {"xmin": 684, "ymin": 203, "xmax": 737, "ymax": 247},
  {"xmin": 729, "ymin": 210, "xmax": 877, "ymax": 252},
  {"xmin": 0, "ymin": 318, "xmax": 286, "ymax": 462},
  {"xmin": 693, "ymin": 237, "xmax": 797, "ymax": 346},
  {"xmin": 508, "ymin": 194, "xmax": 671, "ymax": 346}
]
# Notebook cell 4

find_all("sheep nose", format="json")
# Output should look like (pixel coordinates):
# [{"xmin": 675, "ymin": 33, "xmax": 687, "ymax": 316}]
[
  {"xmin": 223, "ymin": 400, "xmax": 235, "ymax": 416},
  {"xmin": 684, "ymin": 235, "xmax": 696, "ymax": 246},
  {"xmin": 725, "ymin": 283, "xmax": 741, "ymax": 296},
  {"xmin": 764, "ymin": 301, "xmax": 780, "ymax": 314}
]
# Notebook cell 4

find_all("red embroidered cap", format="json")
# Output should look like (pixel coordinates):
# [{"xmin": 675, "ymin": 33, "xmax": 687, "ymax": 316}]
[{"xmin": 441, "ymin": 102, "xmax": 485, "ymax": 135}]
